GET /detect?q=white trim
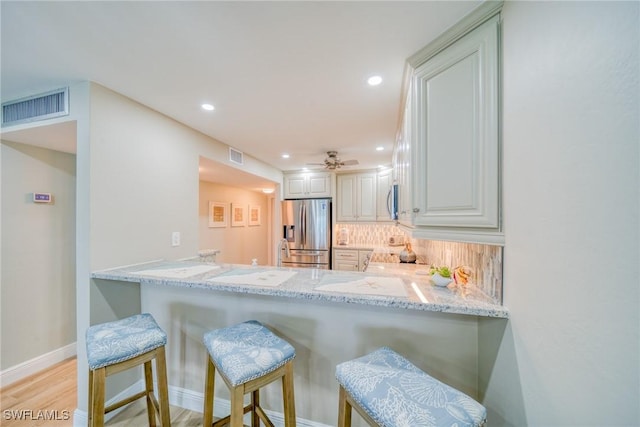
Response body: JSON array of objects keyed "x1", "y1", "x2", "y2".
[
  {"x1": 74, "y1": 382, "x2": 332, "y2": 427},
  {"x1": 407, "y1": 0, "x2": 503, "y2": 67},
  {"x1": 0, "y1": 342, "x2": 76, "y2": 388}
]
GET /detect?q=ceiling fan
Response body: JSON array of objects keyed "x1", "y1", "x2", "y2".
[{"x1": 307, "y1": 151, "x2": 359, "y2": 170}]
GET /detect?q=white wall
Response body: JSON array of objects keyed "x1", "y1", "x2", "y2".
[
  {"x1": 199, "y1": 181, "x2": 270, "y2": 265},
  {"x1": 0, "y1": 141, "x2": 76, "y2": 369},
  {"x1": 480, "y1": 2, "x2": 639, "y2": 425},
  {"x1": 75, "y1": 83, "x2": 283, "y2": 413}
]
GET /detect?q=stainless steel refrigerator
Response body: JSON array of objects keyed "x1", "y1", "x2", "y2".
[{"x1": 281, "y1": 198, "x2": 331, "y2": 269}]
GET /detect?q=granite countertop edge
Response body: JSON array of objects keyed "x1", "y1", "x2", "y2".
[{"x1": 91, "y1": 260, "x2": 509, "y2": 319}]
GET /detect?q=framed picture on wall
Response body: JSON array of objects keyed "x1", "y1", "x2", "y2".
[
  {"x1": 248, "y1": 205, "x2": 261, "y2": 226},
  {"x1": 208, "y1": 202, "x2": 228, "y2": 228},
  {"x1": 231, "y1": 203, "x2": 246, "y2": 227}
]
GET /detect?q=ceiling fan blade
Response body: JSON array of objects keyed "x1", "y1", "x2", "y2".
[
  {"x1": 306, "y1": 162, "x2": 326, "y2": 165},
  {"x1": 341, "y1": 159, "x2": 359, "y2": 166}
]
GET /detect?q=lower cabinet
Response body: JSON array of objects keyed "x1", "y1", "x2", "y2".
[{"x1": 333, "y1": 248, "x2": 372, "y2": 272}]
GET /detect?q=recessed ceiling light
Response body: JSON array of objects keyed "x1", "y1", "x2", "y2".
[
  {"x1": 367, "y1": 76, "x2": 383, "y2": 86},
  {"x1": 262, "y1": 188, "x2": 275, "y2": 194},
  {"x1": 376, "y1": 146, "x2": 384, "y2": 151},
  {"x1": 282, "y1": 153, "x2": 290, "y2": 159},
  {"x1": 201, "y1": 103, "x2": 215, "y2": 111}
]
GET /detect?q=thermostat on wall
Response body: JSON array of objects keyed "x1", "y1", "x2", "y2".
[{"x1": 33, "y1": 193, "x2": 52, "y2": 203}]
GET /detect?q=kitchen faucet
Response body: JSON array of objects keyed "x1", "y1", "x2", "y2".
[{"x1": 277, "y1": 238, "x2": 290, "y2": 267}]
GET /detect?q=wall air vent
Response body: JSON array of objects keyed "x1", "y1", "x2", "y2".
[
  {"x1": 229, "y1": 147, "x2": 244, "y2": 165},
  {"x1": 2, "y1": 87, "x2": 69, "y2": 127}
]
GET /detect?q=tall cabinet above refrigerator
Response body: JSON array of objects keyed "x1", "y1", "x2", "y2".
[{"x1": 281, "y1": 198, "x2": 331, "y2": 269}]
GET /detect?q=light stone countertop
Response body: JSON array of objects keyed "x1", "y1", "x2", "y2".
[{"x1": 91, "y1": 260, "x2": 509, "y2": 318}]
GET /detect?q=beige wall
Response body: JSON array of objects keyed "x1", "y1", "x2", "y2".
[
  {"x1": 0, "y1": 141, "x2": 76, "y2": 369},
  {"x1": 199, "y1": 181, "x2": 271, "y2": 265}
]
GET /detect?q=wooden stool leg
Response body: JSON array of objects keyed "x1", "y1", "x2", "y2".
[
  {"x1": 203, "y1": 356, "x2": 216, "y2": 427},
  {"x1": 282, "y1": 362, "x2": 296, "y2": 427},
  {"x1": 337, "y1": 386, "x2": 352, "y2": 427},
  {"x1": 91, "y1": 368, "x2": 106, "y2": 427},
  {"x1": 88, "y1": 370, "x2": 94, "y2": 427},
  {"x1": 144, "y1": 361, "x2": 157, "y2": 427},
  {"x1": 251, "y1": 390, "x2": 260, "y2": 427},
  {"x1": 230, "y1": 385, "x2": 245, "y2": 427},
  {"x1": 155, "y1": 346, "x2": 171, "y2": 426}
]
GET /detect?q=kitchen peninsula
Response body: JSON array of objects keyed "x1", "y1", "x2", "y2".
[{"x1": 92, "y1": 260, "x2": 508, "y2": 425}]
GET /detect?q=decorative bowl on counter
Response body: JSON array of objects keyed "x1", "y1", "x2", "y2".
[{"x1": 430, "y1": 273, "x2": 453, "y2": 287}]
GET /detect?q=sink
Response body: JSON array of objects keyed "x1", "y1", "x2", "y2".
[{"x1": 209, "y1": 268, "x2": 297, "y2": 287}]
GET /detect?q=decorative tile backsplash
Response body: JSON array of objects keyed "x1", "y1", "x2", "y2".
[{"x1": 334, "y1": 223, "x2": 503, "y2": 303}]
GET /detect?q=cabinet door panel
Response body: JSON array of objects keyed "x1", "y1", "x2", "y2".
[
  {"x1": 308, "y1": 174, "x2": 331, "y2": 197},
  {"x1": 425, "y1": 53, "x2": 477, "y2": 211},
  {"x1": 358, "y1": 174, "x2": 377, "y2": 221},
  {"x1": 285, "y1": 175, "x2": 306, "y2": 198},
  {"x1": 334, "y1": 261, "x2": 359, "y2": 271},
  {"x1": 376, "y1": 169, "x2": 393, "y2": 221},
  {"x1": 336, "y1": 175, "x2": 357, "y2": 221}
]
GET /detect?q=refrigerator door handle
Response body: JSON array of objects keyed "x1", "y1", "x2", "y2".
[
  {"x1": 299, "y1": 202, "x2": 306, "y2": 247},
  {"x1": 387, "y1": 184, "x2": 399, "y2": 220}
]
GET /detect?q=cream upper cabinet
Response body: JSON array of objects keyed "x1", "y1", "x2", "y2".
[
  {"x1": 395, "y1": 84, "x2": 413, "y2": 226},
  {"x1": 283, "y1": 172, "x2": 331, "y2": 199},
  {"x1": 376, "y1": 168, "x2": 393, "y2": 222},
  {"x1": 336, "y1": 173, "x2": 376, "y2": 222},
  {"x1": 411, "y1": 15, "x2": 500, "y2": 231}
]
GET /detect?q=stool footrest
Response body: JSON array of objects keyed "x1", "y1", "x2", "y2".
[
  {"x1": 256, "y1": 405, "x2": 275, "y2": 427},
  {"x1": 211, "y1": 404, "x2": 252, "y2": 427},
  {"x1": 105, "y1": 390, "x2": 148, "y2": 414}
]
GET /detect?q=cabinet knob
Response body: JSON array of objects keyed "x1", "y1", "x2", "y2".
[{"x1": 413, "y1": 208, "x2": 420, "y2": 213}]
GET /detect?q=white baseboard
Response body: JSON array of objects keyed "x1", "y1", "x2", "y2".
[
  {"x1": 0, "y1": 342, "x2": 76, "y2": 388},
  {"x1": 74, "y1": 381, "x2": 331, "y2": 427}
]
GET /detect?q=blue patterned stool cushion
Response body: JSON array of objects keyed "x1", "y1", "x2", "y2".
[
  {"x1": 86, "y1": 313, "x2": 167, "y2": 370},
  {"x1": 203, "y1": 320, "x2": 295, "y2": 387},
  {"x1": 336, "y1": 347, "x2": 486, "y2": 427}
]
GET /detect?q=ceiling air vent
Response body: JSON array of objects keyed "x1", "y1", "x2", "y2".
[
  {"x1": 2, "y1": 87, "x2": 69, "y2": 127},
  {"x1": 229, "y1": 147, "x2": 244, "y2": 165}
]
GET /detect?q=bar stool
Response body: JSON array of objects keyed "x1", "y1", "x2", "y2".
[
  {"x1": 335, "y1": 347, "x2": 486, "y2": 427},
  {"x1": 86, "y1": 313, "x2": 171, "y2": 427},
  {"x1": 202, "y1": 320, "x2": 296, "y2": 427}
]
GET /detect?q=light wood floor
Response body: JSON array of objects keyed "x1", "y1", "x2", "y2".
[{"x1": 0, "y1": 357, "x2": 203, "y2": 426}]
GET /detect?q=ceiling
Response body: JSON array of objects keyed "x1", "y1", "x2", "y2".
[{"x1": 1, "y1": 1, "x2": 480, "y2": 177}]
